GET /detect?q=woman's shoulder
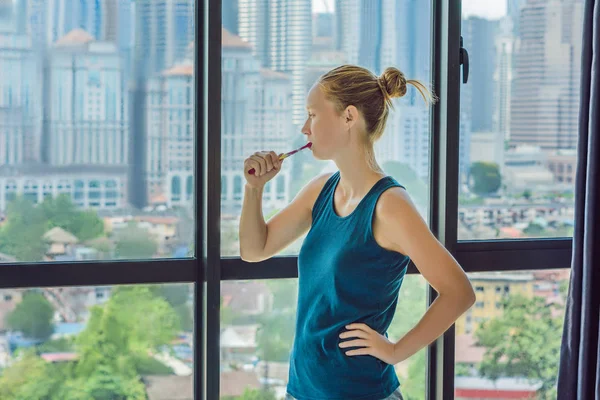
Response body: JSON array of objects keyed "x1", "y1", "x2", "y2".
[{"x1": 293, "y1": 172, "x2": 336, "y2": 213}]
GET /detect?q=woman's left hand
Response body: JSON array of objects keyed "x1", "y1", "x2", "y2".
[{"x1": 339, "y1": 323, "x2": 398, "y2": 365}]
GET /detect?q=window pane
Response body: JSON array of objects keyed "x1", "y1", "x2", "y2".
[
  {"x1": 455, "y1": 269, "x2": 569, "y2": 399},
  {"x1": 458, "y1": 1, "x2": 583, "y2": 240},
  {"x1": 221, "y1": 0, "x2": 433, "y2": 256},
  {"x1": 220, "y1": 276, "x2": 426, "y2": 399},
  {"x1": 0, "y1": 0, "x2": 195, "y2": 261},
  {"x1": 0, "y1": 283, "x2": 194, "y2": 399}
]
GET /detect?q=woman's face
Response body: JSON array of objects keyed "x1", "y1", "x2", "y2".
[{"x1": 301, "y1": 84, "x2": 350, "y2": 160}]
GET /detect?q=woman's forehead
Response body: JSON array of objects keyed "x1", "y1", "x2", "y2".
[{"x1": 306, "y1": 85, "x2": 324, "y2": 107}]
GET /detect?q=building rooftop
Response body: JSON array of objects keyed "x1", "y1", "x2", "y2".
[
  {"x1": 163, "y1": 62, "x2": 194, "y2": 77},
  {"x1": 222, "y1": 28, "x2": 252, "y2": 49},
  {"x1": 260, "y1": 68, "x2": 289, "y2": 80},
  {"x1": 55, "y1": 29, "x2": 94, "y2": 46}
]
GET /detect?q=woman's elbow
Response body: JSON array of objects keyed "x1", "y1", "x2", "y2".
[
  {"x1": 240, "y1": 250, "x2": 261, "y2": 263},
  {"x1": 461, "y1": 282, "x2": 477, "y2": 309}
]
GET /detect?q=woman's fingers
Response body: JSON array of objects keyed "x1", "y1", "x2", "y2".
[
  {"x1": 338, "y1": 339, "x2": 369, "y2": 349},
  {"x1": 339, "y1": 329, "x2": 369, "y2": 340}
]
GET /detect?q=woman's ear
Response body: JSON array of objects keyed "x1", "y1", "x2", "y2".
[{"x1": 344, "y1": 105, "x2": 359, "y2": 129}]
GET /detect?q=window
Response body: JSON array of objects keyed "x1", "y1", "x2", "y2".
[
  {"x1": 455, "y1": 269, "x2": 568, "y2": 400},
  {"x1": 220, "y1": 276, "x2": 427, "y2": 399},
  {"x1": 0, "y1": 284, "x2": 194, "y2": 398},
  {"x1": 0, "y1": 2, "x2": 198, "y2": 400},
  {"x1": 0, "y1": 0, "x2": 195, "y2": 262},
  {"x1": 458, "y1": 0, "x2": 583, "y2": 241},
  {"x1": 220, "y1": 1, "x2": 433, "y2": 256},
  {"x1": 209, "y1": 0, "x2": 579, "y2": 399}
]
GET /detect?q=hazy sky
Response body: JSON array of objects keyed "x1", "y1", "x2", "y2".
[{"x1": 312, "y1": 0, "x2": 507, "y2": 20}]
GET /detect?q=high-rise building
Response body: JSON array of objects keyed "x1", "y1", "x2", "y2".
[
  {"x1": 510, "y1": 0, "x2": 584, "y2": 151},
  {"x1": 336, "y1": 0, "x2": 433, "y2": 180},
  {"x1": 313, "y1": 12, "x2": 334, "y2": 39},
  {"x1": 47, "y1": 29, "x2": 128, "y2": 166},
  {"x1": 146, "y1": 60, "x2": 194, "y2": 208},
  {"x1": 0, "y1": 2, "x2": 41, "y2": 165},
  {"x1": 357, "y1": 0, "x2": 383, "y2": 74},
  {"x1": 222, "y1": 0, "x2": 239, "y2": 35},
  {"x1": 130, "y1": 0, "x2": 194, "y2": 208},
  {"x1": 134, "y1": 0, "x2": 195, "y2": 80},
  {"x1": 334, "y1": 0, "x2": 360, "y2": 64},
  {"x1": 507, "y1": 0, "x2": 524, "y2": 36},
  {"x1": 238, "y1": 0, "x2": 311, "y2": 125},
  {"x1": 462, "y1": 16, "x2": 499, "y2": 133},
  {"x1": 493, "y1": 17, "x2": 515, "y2": 140},
  {"x1": 221, "y1": 29, "x2": 292, "y2": 215}
]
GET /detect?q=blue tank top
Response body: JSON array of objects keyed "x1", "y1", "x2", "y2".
[{"x1": 287, "y1": 171, "x2": 410, "y2": 400}]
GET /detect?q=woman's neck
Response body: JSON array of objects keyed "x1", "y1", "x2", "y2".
[{"x1": 333, "y1": 145, "x2": 385, "y2": 199}]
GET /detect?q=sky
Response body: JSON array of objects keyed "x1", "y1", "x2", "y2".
[{"x1": 311, "y1": 0, "x2": 508, "y2": 20}]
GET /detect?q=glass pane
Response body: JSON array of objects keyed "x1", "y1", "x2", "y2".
[
  {"x1": 220, "y1": 276, "x2": 426, "y2": 399},
  {"x1": 458, "y1": 1, "x2": 583, "y2": 240},
  {"x1": 455, "y1": 269, "x2": 569, "y2": 399},
  {"x1": 0, "y1": 283, "x2": 194, "y2": 399},
  {"x1": 221, "y1": 0, "x2": 433, "y2": 256},
  {"x1": 0, "y1": 0, "x2": 195, "y2": 261}
]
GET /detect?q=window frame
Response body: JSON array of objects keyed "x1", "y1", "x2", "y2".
[
  {"x1": 0, "y1": 0, "x2": 574, "y2": 399},
  {"x1": 206, "y1": 1, "x2": 573, "y2": 399}
]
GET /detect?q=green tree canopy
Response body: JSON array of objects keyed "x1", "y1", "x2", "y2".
[
  {"x1": 6, "y1": 291, "x2": 54, "y2": 340},
  {"x1": 114, "y1": 223, "x2": 158, "y2": 259},
  {"x1": 469, "y1": 162, "x2": 502, "y2": 195},
  {"x1": 475, "y1": 294, "x2": 563, "y2": 399},
  {"x1": 0, "y1": 197, "x2": 47, "y2": 262},
  {"x1": 41, "y1": 194, "x2": 104, "y2": 242}
]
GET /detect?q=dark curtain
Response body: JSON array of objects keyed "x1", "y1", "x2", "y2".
[{"x1": 557, "y1": 0, "x2": 600, "y2": 399}]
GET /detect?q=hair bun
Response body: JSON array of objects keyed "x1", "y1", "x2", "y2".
[{"x1": 379, "y1": 67, "x2": 407, "y2": 99}]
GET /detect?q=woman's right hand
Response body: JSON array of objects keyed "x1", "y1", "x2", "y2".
[{"x1": 243, "y1": 151, "x2": 284, "y2": 188}]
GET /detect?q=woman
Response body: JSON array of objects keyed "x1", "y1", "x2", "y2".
[{"x1": 239, "y1": 65, "x2": 476, "y2": 400}]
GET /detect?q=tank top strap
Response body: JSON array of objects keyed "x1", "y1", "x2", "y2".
[
  {"x1": 311, "y1": 171, "x2": 341, "y2": 222},
  {"x1": 356, "y1": 176, "x2": 406, "y2": 238}
]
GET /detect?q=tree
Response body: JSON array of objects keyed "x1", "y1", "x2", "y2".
[
  {"x1": 400, "y1": 350, "x2": 426, "y2": 400},
  {"x1": 0, "y1": 352, "x2": 58, "y2": 400},
  {"x1": 151, "y1": 284, "x2": 193, "y2": 332},
  {"x1": 75, "y1": 286, "x2": 180, "y2": 378},
  {"x1": 388, "y1": 275, "x2": 427, "y2": 400},
  {"x1": 221, "y1": 388, "x2": 277, "y2": 400},
  {"x1": 0, "y1": 197, "x2": 47, "y2": 262},
  {"x1": 382, "y1": 162, "x2": 429, "y2": 211},
  {"x1": 475, "y1": 294, "x2": 564, "y2": 399},
  {"x1": 83, "y1": 365, "x2": 146, "y2": 400},
  {"x1": 41, "y1": 194, "x2": 104, "y2": 242},
  {"x1": 114, "y1": 223, "x2": 158, "y2": 259},
  {"x1": 469, "y1": 162, "x2": 502, "y2": 195},
  {"x1": 6, "y1": 291, "x2": 54, "y2": 340},
  {"x1": 255, "y1": 280, "x2": 297, "y2": 363}
]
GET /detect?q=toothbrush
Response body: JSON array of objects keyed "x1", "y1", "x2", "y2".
[{"x1": 247, "y1": 142, "x2": 312, "y2": 175}]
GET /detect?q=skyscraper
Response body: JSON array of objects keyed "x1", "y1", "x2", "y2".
[
  {"x1": 238, "y1": 0, "x2": 311, "y2": 125},
  {"x1": 47, "y1": 30, "x2": 128, "y2": 166},
  {"x1": 222, "y1": 0, "x2": 239, "y2": 35},
  {"x1": 462, "y1": 16, "x2": 499, "y2": 133},
  {"x1": 510, "y1": 0, "x2": 584, "y2": 151},
  {"x1": 337, "y1": 0, "x2": 433, "y2": 180},
  {"x1": 493, "y1": 17, "x2": 515, "y2": 139},
  {"x1": 134, "y1": 0, "x2": 195, "y2": 80},
  {"x1": 146, "y1": 60, "x2": 194, "y2": 207},
  {"x1": 0, "y1": 0, "x2": 41, "y2": 164},
  {"x1": 130, "y1": 0, "x2": 195, "y2": 208},
  {"x1": 221, "y1": 29, "x2": 292, "y2": 215}
]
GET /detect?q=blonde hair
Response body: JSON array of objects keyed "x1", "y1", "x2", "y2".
[{"x1": 318, "y1": 65, "x2": 436, "y2": 143}]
